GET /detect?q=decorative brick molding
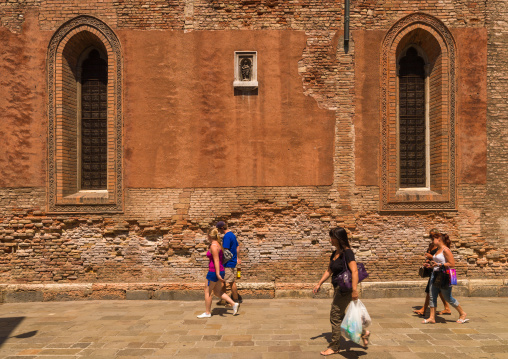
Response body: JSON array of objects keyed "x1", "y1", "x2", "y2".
[
  {"x1": 47, "y1": 16, "x2": 123, "y2": 213},
  {"x1": 380, "y1": 13, "x2": 457, "y2": 211}
]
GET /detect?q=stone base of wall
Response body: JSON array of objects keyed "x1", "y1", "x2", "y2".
[{"x1": 1, "y1": 279, "x2": 507, "y2": 303}]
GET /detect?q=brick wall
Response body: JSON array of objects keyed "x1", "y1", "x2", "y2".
[
  {"x1": 484, "y1": 0, "x2": 508, "y2": 245},
  {"x1": 0, "y1": 1, "x2": 506, "y2": 285}
]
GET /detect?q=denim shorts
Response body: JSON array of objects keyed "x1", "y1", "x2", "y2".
[{"x1": 206, "y1": 271, "x2": 225, "y2": 284}]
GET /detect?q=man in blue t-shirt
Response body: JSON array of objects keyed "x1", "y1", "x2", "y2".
[{"x1": 217, "y1": 221, "x2": 242, "y2": 304}]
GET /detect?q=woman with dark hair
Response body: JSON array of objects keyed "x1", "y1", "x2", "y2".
[
  {"x1": 422, "y1": 232, "x2": 468, "y2": 324},
  {"x1": 313, "y1": 227, "x2": 370, "y2": 356},
  {"x1": 413, "y1": 228, "x2": 451, "y2": 316}
]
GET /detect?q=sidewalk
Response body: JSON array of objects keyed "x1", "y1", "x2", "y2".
[{"x1": 1, "y1": 297, "x2": 507, "y2": 358}]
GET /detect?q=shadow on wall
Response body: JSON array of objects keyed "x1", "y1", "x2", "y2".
[{"x1": 0, "y1": 317, "x2": 37, "y2": 347}]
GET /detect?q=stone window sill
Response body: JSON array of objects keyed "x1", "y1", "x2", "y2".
[
  {"x1": 233, "y1": 80, "x2": 258, "y2": 89},
  {"x1": 60, "y1": 190, "x2": 111, "y2": 204}
]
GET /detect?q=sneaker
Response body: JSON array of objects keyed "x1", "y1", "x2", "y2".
[
  {"x1": 197, "y1": 312, "x2": 211, "y2": 319},
  {"x1": 216, "y1": 300, "x2": 226, "y2": 306},
  {"x1": 232, "y1": 303, "x2": 240, "y2": 316}
]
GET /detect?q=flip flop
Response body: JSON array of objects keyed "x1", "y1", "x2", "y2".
[
  {"x1": 422, "y1": 319, "x2": 435, "y2": 324},
  {"x1": 457, "y1": 318, "x2": 469, "y2": 324}
]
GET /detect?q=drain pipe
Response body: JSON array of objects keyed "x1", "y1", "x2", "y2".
[{"x1": 344, "y1": 0, "x2": 350, "y2": 53}]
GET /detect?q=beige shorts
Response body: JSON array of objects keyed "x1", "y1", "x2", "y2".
[{"x1": 224, "y1": 267, "x2": 236, "y2": 283}]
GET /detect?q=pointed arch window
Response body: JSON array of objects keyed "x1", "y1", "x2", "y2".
[
  {"x1": 47, "y1": 16, "x2": 123, "y2": 212},
  {"x1": 380, "y1": 14, "x2": 457, "y2": 211}
]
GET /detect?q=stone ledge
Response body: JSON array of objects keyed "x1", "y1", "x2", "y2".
[{"x1": 0, "y1": 279, "x2": 506, "y2": 303}]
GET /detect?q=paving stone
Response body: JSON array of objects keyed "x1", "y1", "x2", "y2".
[
  {"x1": 116, "y1": 348, "x2": 156, "y2": 356},
  {"x1": 0, "y1": 297, "x2": 506, "y2": 358},
  {"x1": 481, "y1": 345, "x2": 508, "y2": 353}
]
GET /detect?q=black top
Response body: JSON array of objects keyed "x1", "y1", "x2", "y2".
[
  {"x1": 329, "y1": 248, "x2": 355, "y2": 278},
  {"x1": 429, "y1": 247, "x2": 438, "y2": 255}
]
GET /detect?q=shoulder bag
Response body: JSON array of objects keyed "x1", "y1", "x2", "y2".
[
  {"x1": 223, "y1": 248, "x2": 233, "y2": 264},
  {"x1": 333, "y1": 254, "x2": 369, "y2": 291}
]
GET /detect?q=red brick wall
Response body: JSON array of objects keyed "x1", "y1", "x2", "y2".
[
  {"x1": 0, "y1": 1, "x2": 505, "y2": 285},
  {"x1": 429, "y1": 52, "x2": 444, "y2": 192}
]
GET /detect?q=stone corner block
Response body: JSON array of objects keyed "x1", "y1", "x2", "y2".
[
  {"x1": 153, "y1": 290, "x2": 202, "y2": 301},
  {"x1": 125, "y1": 290, "x2": 151, "y2": 300},
  {"x1": 498, "y1": 286, "x2": 508, "y2": 297},
  {"x1": 468, "y1": 279, "x2": 505, "y2": 297},
  {"x1": 5, "y1": 291, "x2": 44, "y2": 303}
]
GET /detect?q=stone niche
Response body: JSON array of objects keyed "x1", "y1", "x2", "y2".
[{"x1": 233, "y1": 51, "x2": 258, "y2": 90}]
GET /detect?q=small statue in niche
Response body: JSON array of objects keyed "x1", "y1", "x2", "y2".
[{"x1": 240, "y1": 58, "x2": 252, "y2": 81}]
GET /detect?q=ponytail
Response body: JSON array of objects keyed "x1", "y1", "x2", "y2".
[{"x1": 208, "y1": 228, "x2": 224, "y2": 251}]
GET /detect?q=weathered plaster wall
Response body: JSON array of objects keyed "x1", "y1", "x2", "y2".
[
  {"x1": 453, "y1": 28, "x2": 488, "y2": 185},
  {"x1": 0, "y1": 13, "x2": 49, "y2": 187},
  {"x1": 121, "y1": 30, "x2": 335, "y2": 188}
]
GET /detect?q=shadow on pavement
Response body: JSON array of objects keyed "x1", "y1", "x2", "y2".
[
  {"x1": 338, "y1": 337, "x2": 368, "y2": 358},
  {"x1": 310, "y1": 333, "x2": 367, "y2": 358},
  {"x1": 211, "y1": 307, "x2": 229, "y2": 317},
  {"x1": 310, "y1": 331, "x2": 332, "y2": 342},
  {"x1": 0, "y1": 317, "x2": 36, "y2": 347}
]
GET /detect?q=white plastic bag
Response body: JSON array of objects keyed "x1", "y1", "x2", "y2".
[
  {"x1": 358, "y1": 299, "x2": 371, "y2": 328},
  {"x1": 340, "y1": 300, "x2": 363, "y2": 344}
]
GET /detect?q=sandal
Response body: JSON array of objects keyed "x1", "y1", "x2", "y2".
[
  {"x1": 422, "y1": 319, "x2": 435, "y2": 324},
  {"x1": 361, "y1": 330, "x2": 370, "y2": 348},
  {"x1": 413, "y1": 309, "x2": 425, "y2": 316},
  {"x1": 457, "y1": 318, "x2": 469, "y2": 324}
]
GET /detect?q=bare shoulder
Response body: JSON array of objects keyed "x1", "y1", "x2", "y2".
[{"x1": 443, "y1": 247, "x2": 454, "y2": 256}]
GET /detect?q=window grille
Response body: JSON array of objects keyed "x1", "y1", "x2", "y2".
[
  {"x1": 399, "y1": 47, "x2": 426, "y2": 188},
  {"x1": 81, "y1": 50, "x2": 108, "y2": 190}
]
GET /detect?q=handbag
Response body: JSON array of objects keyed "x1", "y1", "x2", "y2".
[
  {"x1": 332, "y1": 254, "x2": 369, "y2": 291},
  {"x1": 419, "y1": 266, "x2": 432, "y2": 278},
  {"x1": 447, "y1": 268, "x2": 457, "y2": 285}
]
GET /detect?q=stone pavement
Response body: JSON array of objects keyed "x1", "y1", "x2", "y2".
[{"x1": 0, "y1": 297, "x2": 507, "y2": 359}]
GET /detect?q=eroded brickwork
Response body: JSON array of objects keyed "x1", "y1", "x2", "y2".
[
  {"x1": 0, "y1": 1, "x2": 506, "y2": 287},
  {"x1": 1, "y1": 185, "x2": 506, "y2": 284}
]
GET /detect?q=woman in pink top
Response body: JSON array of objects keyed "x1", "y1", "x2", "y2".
[{"x1": 197, "y1": 228, "x2": 239, "y2": 318}]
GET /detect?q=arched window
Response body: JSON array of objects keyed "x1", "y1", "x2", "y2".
[
  {"x1": 380, "y1": 14, "x2": 456, "y2": 211},
  {"x1": 80, "y1": 49, "x2": 108, "y2": 190},
  {"x1": 398, "y1": 47, "x2": 427, "y2": 188},
  {"x1": 47, "y1": 16, "x2": 123, "y2": 212}
]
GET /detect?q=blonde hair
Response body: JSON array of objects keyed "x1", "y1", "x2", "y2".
[{"x1": 208, "y1": 228, "x2": 223, "y2": 251}]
